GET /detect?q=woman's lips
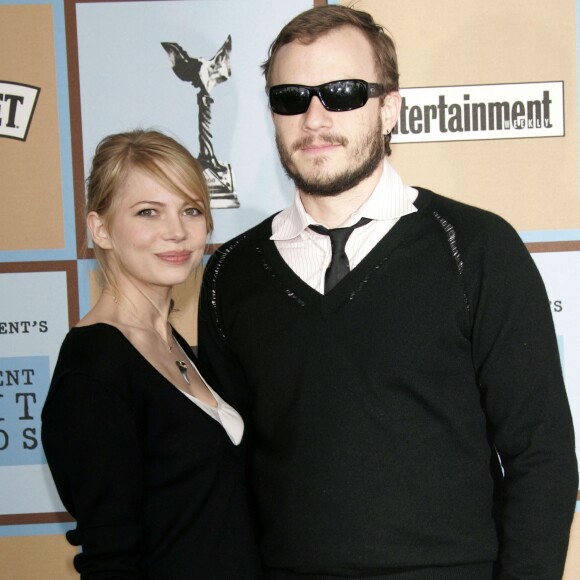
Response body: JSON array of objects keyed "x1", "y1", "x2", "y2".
[{"x1": 156, "y1": 251, "x2": 192, "y2": 264}]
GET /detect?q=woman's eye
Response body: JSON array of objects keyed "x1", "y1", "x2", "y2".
[
  {"x1": 184, "y1": 207, "x2": 202, "y2": 216},
  {"x1": 137, "y1": 208, "x2": 156, "y2": 217}
]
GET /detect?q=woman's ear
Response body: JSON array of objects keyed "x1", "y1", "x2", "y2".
[{"x1": 87, "y1": 211, "x2": 113, "y2": 250}]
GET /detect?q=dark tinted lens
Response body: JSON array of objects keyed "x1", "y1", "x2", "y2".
[
  {"x1": 320, "y1": 80, "x2": 368, "y2": 111},
  {"x1": 270, "y1": 86, "x2": 310, "y2": 115},
  {"x1": 269, "y1": 80, "x2": 375, "y2": 115}
]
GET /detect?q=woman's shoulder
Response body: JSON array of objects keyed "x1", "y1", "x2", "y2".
[
  {"x1": 60, "y1": 322, "x2": 130, "y2": 359},
  {"x1": 51, "y1": 323, "x2": 137, "y2": 388},
  {"x1": 43, "y1": 324, "x2": 138, "y2": 418}
]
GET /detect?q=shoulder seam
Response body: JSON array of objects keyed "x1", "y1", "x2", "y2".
[{"x1": 430, "y1": 209, "x2": 471, "y2": 322}]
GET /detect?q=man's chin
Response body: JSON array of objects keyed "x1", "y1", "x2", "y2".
[
  {"x1": 292, "y1": 162, "x2": 383, "y2": 197},
  {"x1": 288, "y1": 170, "x2": 351, "y2": 197},
  {"x1": 299, "y1": 181, "x2": 352, "y2": 197}
]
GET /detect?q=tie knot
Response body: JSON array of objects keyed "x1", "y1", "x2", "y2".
[
  {"x1": 308, "y1": 217, "x2": 371, "y2": 293},
  {"x1": 309, "y1": 217, "x2": 371, "y2": 248}
]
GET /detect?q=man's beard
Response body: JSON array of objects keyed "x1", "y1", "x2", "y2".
[{"x1": 275, "y1": 121, "x2": 385, "y2": 197}]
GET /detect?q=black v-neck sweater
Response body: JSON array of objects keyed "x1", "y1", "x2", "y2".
[
  {"x1": 198, "y1": 188, "x2": 577, "y2": 579},
  {"x1": 42, "y1": 324, "x2": 261, "y2": 579}
]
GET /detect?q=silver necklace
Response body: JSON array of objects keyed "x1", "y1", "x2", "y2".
[
  {"x1": 152, "y1": 327, "x2": 191, "y2": 386},
  {"x1": 149, "y1": 323, "x2": 173, "y2": 353},
  {"x1": 175, "y1": 360, "x2": 190, "y2": 385},
  {"x1": 111, "y1": 293, "x2": 190, "y2": 386},
  {"x1": 169, "y1": 333, "x2": 190, "y2": 385}
]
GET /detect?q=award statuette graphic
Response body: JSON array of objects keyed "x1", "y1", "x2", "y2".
[{"x1": 162, "y1": 36, "x2": 239, "y2": 208}]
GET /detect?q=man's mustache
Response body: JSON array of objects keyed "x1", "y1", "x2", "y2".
[{"x1": 291, "y1": 134, "x2": 348, "y2": 152}]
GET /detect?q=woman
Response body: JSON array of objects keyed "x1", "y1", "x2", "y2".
[{"x1": 41, "y1": 129, "x2": 260, "y2": 579}]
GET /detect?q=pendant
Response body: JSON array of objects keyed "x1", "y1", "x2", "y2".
[{"x1": 175, "y1": 360, "x2": 190, "y2": 385}]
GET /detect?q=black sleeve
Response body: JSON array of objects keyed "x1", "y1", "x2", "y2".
[
  {"x1": 197, "y1": 255, "x2": 252, "y2": 414},
  {"x1": 42, "y1": 372, "x2": 144, "y2": 579},
  {"x1": 468, "y1": 218, "x2": 578, "y2": 579}
]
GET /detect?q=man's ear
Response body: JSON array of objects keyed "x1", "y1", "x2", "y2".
[
  {"x1": 87, "y1": 212, "x2": 112, "y2": 250},
  {"x1": 380, "y1": 90, "x2": 402, "y2": 136}
]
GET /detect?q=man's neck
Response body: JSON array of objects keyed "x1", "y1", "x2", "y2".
[{"x1": 299, "y1": 164, "x2": 384, "y2": 229}]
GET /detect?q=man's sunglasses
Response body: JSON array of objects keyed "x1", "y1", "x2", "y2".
[{"x1": 269, "y1": 79, "x2": 386, "y2": 115}]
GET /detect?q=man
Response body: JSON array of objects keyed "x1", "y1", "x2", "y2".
[{"x1": 198, "y1": 5, "x2": 578, "y2": 579}]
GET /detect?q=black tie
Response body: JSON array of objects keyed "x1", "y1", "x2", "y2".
[{"x1": 309, "y1": 218, "x2": 371, "y2": 293}]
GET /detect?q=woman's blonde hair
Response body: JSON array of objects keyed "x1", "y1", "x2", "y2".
[{"x1": 86, "y1": 129, "x2": 212, "y2": 290}]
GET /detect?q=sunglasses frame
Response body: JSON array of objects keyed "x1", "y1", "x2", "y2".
[{"x1": 269, "y1": 79, "x2": 386, "y2": 116}]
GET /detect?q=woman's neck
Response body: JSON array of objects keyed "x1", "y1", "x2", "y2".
[{"x1": 80, "y1": 279, "x2": 173, "y2": 341}]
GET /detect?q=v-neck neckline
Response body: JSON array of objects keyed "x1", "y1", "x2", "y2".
[
  {"x1": 258, "y1": 202, "x2": 425, "y2": 310},
  {"x1": 68, "y1": 324, "x2": 242, "y2": 444},
  {"x1": 71, "y1": 323, "x2": 213, "y2": 406}
]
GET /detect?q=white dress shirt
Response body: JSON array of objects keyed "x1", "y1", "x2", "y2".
[{"x1": 271, "y1": 161, "x2": 418, "y2": 293}]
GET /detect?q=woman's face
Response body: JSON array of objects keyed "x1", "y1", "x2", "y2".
[{"x1": 100, "y1": 165, "x2": 207, "y2": 292}]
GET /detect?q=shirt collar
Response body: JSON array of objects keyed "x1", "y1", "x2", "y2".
[{"x1": 270, "y1": 160, "x2": 418, "y2": 241}]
